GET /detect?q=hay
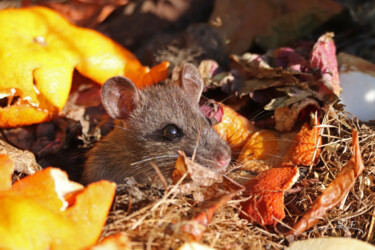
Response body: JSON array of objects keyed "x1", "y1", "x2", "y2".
[{"x1": 101, "y1": 106, "x2": 375, "y2": 249}]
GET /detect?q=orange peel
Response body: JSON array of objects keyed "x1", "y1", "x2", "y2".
[
  {"x1": 0, "y1": 6, "x2": 169, "y2": 127},
  {"x1": 0, "y1": 157, "x2": 116, "y2": 249},
  {"x1": 213, "y1": 104, "x2": 256, "y2": 153},
  {"x1": 241, "y1": 165, "x2": 299, "y2": 226},
  {"x1": 283, "y1": 122, "x2": 321, "y2": 166},
  {"x1": 237, "y1": 129, "x2": 279, "y2": 160}
]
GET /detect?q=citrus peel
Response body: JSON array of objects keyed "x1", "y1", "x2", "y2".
[
  {"x1": 0, "y1": 6, "x2": 169, "y2": 127},
  {"x1": 241, "y1": 165, "x2": 299, "y2": 226},
  {"x1": 213, "y1": 104, "x2": 256, "y2": 153},
  {"x1": 237, "y1": 130, "x2": 279, "y2": 172},
  {"x1": 0, "y1": 156, "x2": 116, "y2": 249},
  {"x1": 283, "y1": 122, "x2": 321, "y2": 166}
]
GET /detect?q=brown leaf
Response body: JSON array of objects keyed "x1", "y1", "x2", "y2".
[
  {"x1": 26, "y1": 0, "x2": 129, "y2": 28},
  {"x1": 274, "y1": 98, "x2": 321, "y2": 132},
  {"x1": 287, "y1": 129, "x2": 364, "y2": 236},
  {"x1": 180, "y1": 192, "x2": 236, "y2": 241}
]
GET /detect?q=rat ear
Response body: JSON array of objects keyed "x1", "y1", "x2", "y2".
[
  {"x1": 101, "y1": 76, "x2": 141, "y2": 120},
  {"x1": 179, "y1": 63, "x2": 203, "y2": 103}
]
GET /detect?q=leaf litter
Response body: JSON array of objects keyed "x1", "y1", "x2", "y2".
[
  {"x1": 0, "y1": 2, "x2": 374, "y2": 248},
  {"x1": 100, "y1": 105, "x2": 375, "y2": 249}
]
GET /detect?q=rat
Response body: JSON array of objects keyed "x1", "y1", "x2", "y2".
[{"x1": 82, "y1": 63, "x2": 231, "y2": 184}]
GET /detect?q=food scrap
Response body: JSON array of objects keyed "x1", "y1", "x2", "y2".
[
  {"x1": 240, "y1": 165, "x2": 299, "y2": 226},
  {"x1": 0, "y1": 156, "x2": 116, "y2": 249},
  {"x1": 0, "y1": 6, "x2": 168, "y2": 127}
]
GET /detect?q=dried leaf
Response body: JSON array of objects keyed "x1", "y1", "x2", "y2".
[
  {"x1": 180, "y1": 193, "x2": 236, "y2": 241},
  {"x1": 274, "y1": 98, "x2": 321, "y2": 132},
  {"x1": 273, "y1": 47, "x2": 309, "y2": 71},
  {"x1": 31, "y1": 0, "x2": 129, "y2": 28},
  {"x1": 309, "y1": 33, "x2": 341, "y2": 100},
  {"x1": 287, "y1": 129, "x2": 364, "y2": 236},
  {"x1": 199, "y1": 98, "x2": 224, "y2": 126}
]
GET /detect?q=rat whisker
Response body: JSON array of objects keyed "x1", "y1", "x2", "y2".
[
  {"x1": 192, "y1": 120, "x2": 204, "y2": 162},
  {"x1": 130, "y1": 155, "x2": 179, "y2": 166}
]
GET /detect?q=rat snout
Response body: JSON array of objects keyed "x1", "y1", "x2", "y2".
[{"x1": 216, "y1": 150, "x2": 231, "y2": 170}]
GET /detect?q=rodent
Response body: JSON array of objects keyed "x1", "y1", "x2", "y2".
[{"x1": 82, "y1": 64, "x2": 231, "y2": 184}]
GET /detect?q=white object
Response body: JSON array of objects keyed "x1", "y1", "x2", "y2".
[
  {"x1": 338, "y1": 53, "x2": 375, "y2": 121},
  {"x1": 287, "y1": 237, "x2": 375, "y2": 250}
]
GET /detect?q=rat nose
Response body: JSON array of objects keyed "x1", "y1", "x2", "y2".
[{"x1": 217, "y1": 153, "x2": 231, "y2": 169}]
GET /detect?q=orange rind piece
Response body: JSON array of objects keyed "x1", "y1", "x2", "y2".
[
  {"x1": 0, "y1": 157, "x2": 116, "y2": 249},
  {"x1": 283, "y1": 122, "x2": 321, "y2": 166},
  {"x1": 241, "y1": 165, "x2": 299, "y2": 226},
  {"x1": 213, "y1": 104, "x2": 256, "y2": 153},
  {"x1": 237, "y1": 129, "x2": 279, "y2": 161},
  {"x1": 0, "y1": 6, "x2": 169, "y2": 127}
]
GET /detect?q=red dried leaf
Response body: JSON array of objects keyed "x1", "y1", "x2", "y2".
[
  {"x1": 287, "y1": 129, "x2": 364, "y2": 236},
  {"x1": 309, "y1": 32, "x2": 341, "y2": 99},
  {"x1": 241, "y1": 165, "x2": 299, "y2": 226},
  {"x1": 274, "y1": 47, "x2": 309, "y2": 71}
]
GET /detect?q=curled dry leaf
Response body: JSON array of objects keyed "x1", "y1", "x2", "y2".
[
  {"x1": 173, "y1": 151, "x2": 224, "y2": 201},
  {"x1": 0, "y1": 159, "x2": 116, "y2": 249},
  {"x1": 180, "y1": 193, "x2": 236, "y2": 241},
  {"x1": 236, "y1": 130, "x2": 280, "y2": 172},
  {"x1": 0, "y1": 6, "x2": 169, "y2": 127},
  {"x1": 241, "y1": 165, "x2": 299, "y2": 226},
  {"x1": 283, "y1": 121, "x2": 322, "y2": 166},
  {"x1": 287, "y1": 129, "x2": 364, "y2": 236},
  {"x1": 30, "y1": 0, "x2": 129, "y2": 28},
  {"x1": 273, "y1": 98, "x2": 321, "y2": 132},
  {"x1": 309, "y1": 32, "x2": 341, "y2": 100},
  {"x1": 213, "y1": 103, "x2": 256, "y2": 153},
  {"x1": 173, "y1": 152, "x2": 243, "y2": 241}
]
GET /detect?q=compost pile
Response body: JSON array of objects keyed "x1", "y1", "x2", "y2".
[{"x1": 0, "y1": 0, "x2": 374, "y2": 249}]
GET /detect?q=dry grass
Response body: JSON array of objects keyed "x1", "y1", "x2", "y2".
[{"x1": 101, "y1": 105, "x2": 375, "y2": 249}]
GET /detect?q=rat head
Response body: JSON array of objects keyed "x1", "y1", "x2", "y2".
[{"x1": 94, "y1": 64, "x2": 231, "y2": 183}]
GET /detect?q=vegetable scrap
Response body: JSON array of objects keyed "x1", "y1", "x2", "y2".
[{"x1": 0, "y1": 6, "x2": 168, "y2": 127}]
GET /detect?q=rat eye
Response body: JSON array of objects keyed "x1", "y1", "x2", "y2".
[{"x1": 162, "y1": 124, "x2": 182, "y2": 141}]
